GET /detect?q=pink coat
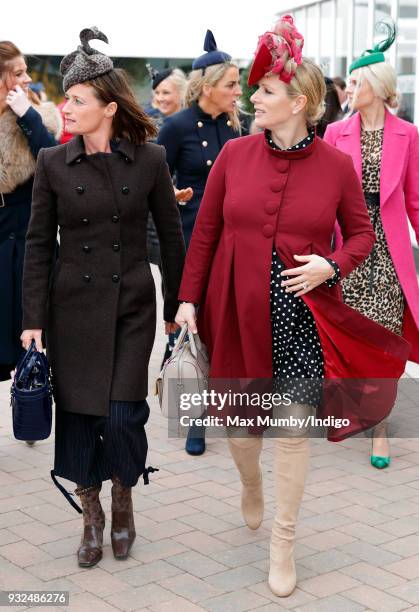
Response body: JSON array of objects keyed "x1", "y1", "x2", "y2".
[{"x1": 324, "y1": 110, "x2": 419, "y2": 362}]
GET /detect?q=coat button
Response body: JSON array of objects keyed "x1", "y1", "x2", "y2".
[
  {"x1": 262, "y1": 224, "x2": 274, "y2": 238},
  {"x1": 75, "y1": 158, "x2": 82, "y2": 164},
  {"x1": 83, "y1": 274, "x2": 91, "y2": 282},
  {"x1": 265, "y1": 202, "x2": 279, "y2": 215},
  {"x1": 82, "y1": 245, "x2": 91, "y2": 253},
  {"x1": 226, "y1": 120, "x2": 232, "y2": 127},
  {"x1": 76, "y1": 186, "x2": 85, "y2": 194},
  {"x1": 121, "y1": 186, "x2": 130, "y2": 195},
  {"x1": 277, "y1": 160, "x2": 289, "y2": 173},
  {"x1": 112, "y1": 214, "x2": 120, "y2": 223},
  {"x1": 270, "y1": 180, "x2": 285, "y2": 192},
  {"x1": 82, "y1": 217, "x2": 89, "y2": 225},
  {"x1": 206, "y1": 160, "x2": 213, "y2": 166},
  {"x1": 112, "y1": 242, "x2": 120, "y2": 252},
  {"x1": 197, "y1": 121, "x2": 203, "y2": 128},
  {"x1": 202, "y1": 140, "x2": 208, "y2": 147},
  {"x1": 112, "y1": 274, "x2": 120, "y2": 283},
  {"x1": 9, "y1": 232, "x2": 16, "y2": 239},
  {"x1": 124, "y1": 156, "x2": 130, "y2": 163}
]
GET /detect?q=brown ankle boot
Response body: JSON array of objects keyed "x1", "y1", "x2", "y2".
[
  {"x1": 111, "y1": 476, "x2": 136, "y2": 559},
  {"x1": 75, "y1": 484, "x2": 105, "y2": 568}
]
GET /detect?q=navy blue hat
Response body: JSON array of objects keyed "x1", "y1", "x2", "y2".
[
  {"x1": 146, "y1": 64, "x2": 174, "y2": 90},
  {"x1": 192, "y1": 30, "x2": 232, "y2": 71}
]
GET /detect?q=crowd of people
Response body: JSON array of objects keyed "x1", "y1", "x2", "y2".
[{"x1": 0, "y1": 14, "x2": 418, "y2": 598}]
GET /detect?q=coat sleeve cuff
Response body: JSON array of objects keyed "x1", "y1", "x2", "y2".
[{"x1": 21, "y1": 316, "x2": 47, "y2": 330}]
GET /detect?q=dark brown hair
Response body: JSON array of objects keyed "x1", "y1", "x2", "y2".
[
  {"x1": 332, "y1": 76, "x2": 346, "y2": 91},
  {"x1": 0, "y1": 41, "x2": 22, "y2": 83},
  {"x1": 86, "y1": 68, "x2": 157, "y2": 144}
]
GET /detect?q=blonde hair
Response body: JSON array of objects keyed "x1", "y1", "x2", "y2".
[
  {"x1": 286, "y1": 58, "x2": 326, "y2": 126},
  {"x1": 152, "y1": 68, "x2": 187, "y2": 111},
  {"x1": 352, "y1": 63, "x2": 399, "y2": 109},
  {"x1": 166, "y1": 68, "x2": 187, "y2": 106},
  {"x1": 186, "y1": 62, "x2": 241, "y2": 132}
]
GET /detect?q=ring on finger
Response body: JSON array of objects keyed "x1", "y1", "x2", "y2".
[{"x1": 302, "y1": 281, "x2": 309, "y2": 290}]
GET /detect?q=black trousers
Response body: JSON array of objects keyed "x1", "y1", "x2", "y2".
[{"x1": 54, "y1": 400, "x2": 150, "y2": 488}]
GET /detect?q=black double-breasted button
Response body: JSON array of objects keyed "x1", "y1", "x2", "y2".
[
  {"x1": 9, "y1": 232, "x2": 16, "y2": 240},
  {"x1": 76, "y1": 186, "x2": 85, "y2": 194},
  {"x1": 121, "y1": 186, "x2": 130, "y2": 195},
  {"x1": 112, "y1": 274, "x2": 120, "y2": 283},
  {"x1": 82, "y1": 218, "x2": 89, "y2": 225},
  {"x1": 83, "y1": 274, "x2": 91, "y2": 282},
  {"x1": 112, "y1": 214, "x2": 120, "y2": 223},
  {"x1": 82, "y1": 245, "x2": 91, "y2": 253},
  {"x1": 112, "y1": 242, "x2": 120, "y2": 252}
]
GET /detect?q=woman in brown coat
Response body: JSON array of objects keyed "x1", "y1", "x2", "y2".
[{"x1": 21, "y1": 28, "x2": 185, "y2": 567}]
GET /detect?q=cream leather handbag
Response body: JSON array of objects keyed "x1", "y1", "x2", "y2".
[{"x1": 156, "y1": 324, "x2": 209, "y2": 419}]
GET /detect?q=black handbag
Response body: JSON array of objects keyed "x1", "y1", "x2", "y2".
[{"x1": 11, "y1": 340, "x2": 53, "y2": 441}]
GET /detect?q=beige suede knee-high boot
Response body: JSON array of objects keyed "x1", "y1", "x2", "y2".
[
  {"x1": 269, "y1": 436, "x2": 309, "y2": 597},
  {"x1": 227, "y1": 435, "x2": 264, "y2": 530}
]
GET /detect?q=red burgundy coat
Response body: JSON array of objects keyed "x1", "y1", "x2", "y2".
[{"x1": 179, "y1": 132, "x2": 410, "y2": 439}]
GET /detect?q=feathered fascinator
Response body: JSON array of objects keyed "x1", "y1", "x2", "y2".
[
  {"x1": 248, "y1": 15, "x2": 304, "y2": 86},
  {"x1": 349, "y1": 20, "x2": 396, "y2": 73},
  {"x1": 60, "y1": 27, "x2": 113, "y2": 92},
  {"x1": 146, "y1": 64, "x2": 174, "y2": 90}
]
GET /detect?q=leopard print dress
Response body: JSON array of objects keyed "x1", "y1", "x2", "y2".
[{"x1": 342, "y1": 127, "x2": 404, "y2": 334}]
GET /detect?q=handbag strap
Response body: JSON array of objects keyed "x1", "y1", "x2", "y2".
[
  {"x1": 172, "y1": 324, "x2": 203, "y2": 359},
  {"x1": 172, "y1": 324, "x2": 189, "y2": 355},
  {"x1": 50, "y1": 470, "x2": 82, "y2": 513}
]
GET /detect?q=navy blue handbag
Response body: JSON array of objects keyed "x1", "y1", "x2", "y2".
[{"x1": 11, "y1": 341, "x2": 53, "y2": 441}]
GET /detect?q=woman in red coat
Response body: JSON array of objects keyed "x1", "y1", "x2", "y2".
[{"x1": 176, "y1": 16, "x2": 409, "y2": 597}]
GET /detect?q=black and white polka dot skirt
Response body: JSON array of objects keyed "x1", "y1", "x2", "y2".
[{"x1": 270, "y1": 248, "x2": 323, "y2": 406}]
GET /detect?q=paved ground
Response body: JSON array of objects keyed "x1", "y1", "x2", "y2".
[{"x1": 1, "y1": 266, "x2": 419, "y2": 611}]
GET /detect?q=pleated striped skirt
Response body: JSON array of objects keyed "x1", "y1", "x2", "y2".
[{"x1": 53, "y1": 400, "x2": 150, "y2": 488}]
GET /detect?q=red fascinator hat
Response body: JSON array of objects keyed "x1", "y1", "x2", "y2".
[{"x1": 248, "y1": 15, "x2": 304, "y2": 86}]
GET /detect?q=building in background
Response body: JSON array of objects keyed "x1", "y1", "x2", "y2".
[{"x1": 282, "y1": 0, "x2": 418, "y2": 123}]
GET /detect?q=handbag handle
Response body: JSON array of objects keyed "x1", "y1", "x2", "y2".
[{"x1": 172, "y1": 324, "x2": 201, "y2": 358}]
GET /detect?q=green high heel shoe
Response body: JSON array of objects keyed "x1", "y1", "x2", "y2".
[
  {"x1": 370, "y1": 426, "x2": 391, "y2": 469},
  {"x1": 370, "y1": 455, "x2": 391, "y2": 469}
]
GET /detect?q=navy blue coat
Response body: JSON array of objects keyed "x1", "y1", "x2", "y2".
[
  {"x1": 0, "y1": 107, "x2": 56, "y2": 376},
  {"x1": 157, "y1": 102, "x2": 248, "y2": 247}
]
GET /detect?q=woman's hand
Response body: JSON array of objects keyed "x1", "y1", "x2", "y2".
[
  {"x1": 175, "y1": 303, "x2": 197, "y2": 333},
  {"x1": 6, "y1": 85, "x2": 31, "y2": 118},
  {"x1": 174, "y1": 187, "x2": 193, "y2": 204},
  {"x1": 280, "y1": 254, "x2": 335, "y2": 297},
  {"x1": 165, "y1": 322, "x2": 179, "y2": 335},
  {"x1": 20, "y1": 329, "x2": 43, "y2": 351}
]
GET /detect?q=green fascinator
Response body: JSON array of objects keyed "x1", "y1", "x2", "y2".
[{"x1": 349, "y1": 20, "x2": 396, "y2": 74}]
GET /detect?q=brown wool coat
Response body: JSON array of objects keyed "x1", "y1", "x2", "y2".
[{"x1": 22, "y1": 136, "x2": 185, "y2": 416}]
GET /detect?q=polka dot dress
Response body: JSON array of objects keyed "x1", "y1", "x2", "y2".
[{"x1": 266, "y1": 128, "x2": 337, "y2": 406}]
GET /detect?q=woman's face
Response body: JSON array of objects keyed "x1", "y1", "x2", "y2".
[
  {"x1": 62, "y1": 83, "x2": 116, "y2": 135},
  {"x1": 204, "y1": 66, "x2": 242, "y2": 114},
  {"x1": 250, "y1": 74, "x2": 306, "y2": 130},
  {"x1": 0, "y1": 56, "x2": 32, "y2": 100},
  {"x1": 154, "y1": 78, "x2": 182, "y2": 116},
  {"x1": 346, "y1": 69, "x2": 376, "y2": 111}
]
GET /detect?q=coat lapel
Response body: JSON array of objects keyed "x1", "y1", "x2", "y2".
[
  {"x1": 335, "y1": 113, "x2": 362, "y2": 180},
  {"x1": 380, "y1": 110, "x2": 409, "y2": 207}
]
